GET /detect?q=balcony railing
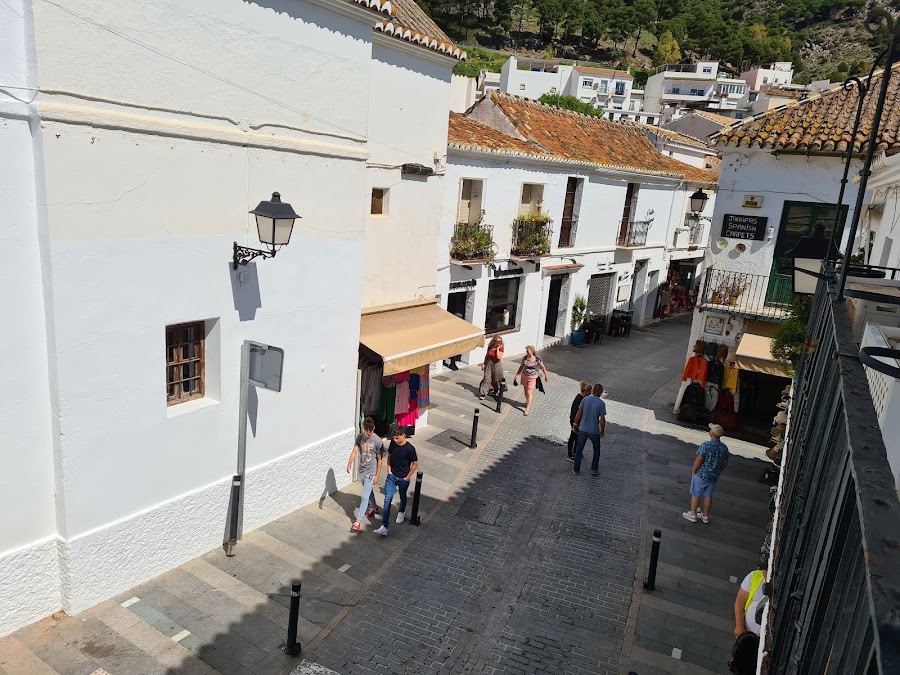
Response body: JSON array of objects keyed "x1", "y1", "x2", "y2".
[
  {"x1": 511, "y1": 215, "x2": 552, "y2": 257},
  {"x1": 698, "y1": 268, "x2": 792, "y2": 320},
  {"x1": 618, "y1": 219, "x2": 651, "y2": 247},
  {"x1": 767, "y1": 266, "x2": 900, "y2": 673},
  {"x1": 558, "y1": 216, "x2": 577, "y2": 248},
  {"x1": 450, "y1": 221, "x2": 495, "y2": 262}
]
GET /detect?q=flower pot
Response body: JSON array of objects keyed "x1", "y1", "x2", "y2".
[{"x1": 571, "y1": 331, "x2": 585, "y2": 346}]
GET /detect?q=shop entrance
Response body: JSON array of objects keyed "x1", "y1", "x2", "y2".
[
  {"x1": 447, "y1": 290, "x2": 473, "y2": 365},
  {"x1": 545, "y1": 276, "x2": 563, "y2": 336}
]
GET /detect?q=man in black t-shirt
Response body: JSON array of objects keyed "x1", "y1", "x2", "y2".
[{"x1": 374, "y1": 424, "x2": 419, "y2": 536}]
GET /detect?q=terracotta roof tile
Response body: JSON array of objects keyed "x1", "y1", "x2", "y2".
[
  {"x1": 692, "y1": 110, "x2": 737, "y2": 126},
  {"x1": 714, "y1": 62, "x2": 900, "y2": 153},
  {"x1": 761, "y1": 86, "x2": 805, "y2": 100},
  {"x1": 371, "y1": 0, "x2": 466, "y2": 60},
  {"x1": 490, "y1": 93, "x2": 717, "y2": 184},
  {"x1": 629, "y1": 122, "x2": 712, "y2": 151},
  {"x1": 574, "y1": 66, "x2": 633, "y2": 79},
  {"x1": 448, "y1": 113, "x2": 555, "y2": 159}
]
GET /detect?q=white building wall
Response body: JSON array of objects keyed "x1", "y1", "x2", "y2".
[
  {"x1": 1, "y1": 0, "x2": 380, "y2": 633},
  {"x1": 0, "y1": 0, "x2": 62, "y2": 632},
  {"x1": 499, "y1": 57, "x2": 573, "y2": 101},
  {"x1": 450, "y1": 74, "x2": 477, "y2": 113},
  {"x1": 362, "y1": 39, "x2": 453, "y2": 308},
  {"x1": 709, "y1": 151, "x2": 860, "y2": 276}
]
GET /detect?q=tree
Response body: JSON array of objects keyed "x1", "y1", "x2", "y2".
[
  {"x1": 653, "y1": 30, "x2": 681, "y2": 66},
  {"x1": 537, "y1": 94, "x2": 605, "y2": 117},
  {"x1": 771, "y1": 298, "x2": 812, "y2": 373}
]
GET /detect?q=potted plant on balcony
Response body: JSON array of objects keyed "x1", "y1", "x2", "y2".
[
  {"x1": 450, "y1": 211, "x2": 495, "y2": 262},
  {"x1": 570, "y1": 294, "x2": 587, "y2": 346}
]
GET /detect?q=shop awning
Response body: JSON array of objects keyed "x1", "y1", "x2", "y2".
[
  {"x1": 735, "y1": 321, "x2": 791, "y2": 378},
  {"x1": 360, "y1": 303, "x2": 484, "y2": 376}
]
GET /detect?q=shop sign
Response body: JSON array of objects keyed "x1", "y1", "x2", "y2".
[
  {"x1": 704, "y1": 316, "x2": 725, "y2": 336},
  {"x1": 494, "y1": 267, "x2": 524, "y2": 278},
  {"x1": 722, "y1": 214, "x2": 768, "y2": 240},
  {"x1": 450, "y1": 280, "x2": 477, "y2": 290}
]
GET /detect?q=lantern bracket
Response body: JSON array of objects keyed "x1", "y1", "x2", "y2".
[{"x1": 233, "y1": 242, "x2": 277, "y2": 269}]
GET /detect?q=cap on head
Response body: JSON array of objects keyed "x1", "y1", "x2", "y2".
[{"x1": 708, "y1": 423, "x2": 725, "y2": 438}]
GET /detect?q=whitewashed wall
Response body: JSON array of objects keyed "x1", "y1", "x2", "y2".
[
  {"x1": 709, "y1": 151, "x2": 859, "y2": 276},
  {"x1": 0, "y1": 0, "x2": 61, "y2": 632},
  {"x1": 499, "y1": 58, "x2": 573, "y2": 101},
  {"x1": 1, "y1": 0, "x2": 380, "y2": 634},
  {"x1": 867, "y1": 154, "x2": 900, "y2": 270},
  {"x1": 362, "y1": 39, "x2": 454, "y2": 308}
]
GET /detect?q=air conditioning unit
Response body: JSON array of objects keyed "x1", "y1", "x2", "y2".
[{"x1": 845, "y1": 280, "x2": 900, "y2": 343}]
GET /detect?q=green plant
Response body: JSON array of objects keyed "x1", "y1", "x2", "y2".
[
  {"x1": 771, "y1": 297, "x2": 812, "y2": 374},
  {"x1": 450, "y1": 214, "x2": 495, "y2": 261},
  {"x1": 571, "y1": 294, "x2": 587, "y2": 331},
  {"x1": 537, "y1": 94, "x2": 604, "y2": 118},
  {"x1": 511, "y1": 213, "x2": 552, "y2": 256}
]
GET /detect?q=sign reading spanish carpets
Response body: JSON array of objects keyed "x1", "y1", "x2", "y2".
[{"x1": 722, "y1": 214, "x2": 768, "y2": 240}]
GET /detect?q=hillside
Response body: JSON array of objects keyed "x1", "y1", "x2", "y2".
[{"x1": 433, "y1": 0, "x2": 880, "y2": 84}]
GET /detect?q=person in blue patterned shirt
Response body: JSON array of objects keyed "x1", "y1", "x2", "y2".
[{"x1": 683, "y1": 424, "x2": 729, "y2": 524}]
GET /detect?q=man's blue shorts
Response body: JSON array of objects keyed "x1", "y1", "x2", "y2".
[{"x1": 690, "y1": 474, "x2": 717, "y2": 497}]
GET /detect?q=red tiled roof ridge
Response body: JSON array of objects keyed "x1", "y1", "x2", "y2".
[
  {"x1": 712, "y1": 62, "x2": 900, "y2": 153},
  {"x1": 351, "y1": 0, "x2": 466, "y2": 60},
  {"x1": 351, "y1": 0, "x2": 396, "y2": 16}
]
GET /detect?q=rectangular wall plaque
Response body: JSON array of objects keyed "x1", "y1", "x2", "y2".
[{"x1": 722, "y1": 214, "x2": 768, "y2": 241}]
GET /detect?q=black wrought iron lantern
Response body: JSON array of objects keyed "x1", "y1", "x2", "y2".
[
  {"x1": 233, "y1": 192, "x2": 300, "y2": 269},
  {"x1": 784, "y1": 223, "x2": 842, "y2": 295},
  {"x1": 689, "y1": 188, "x2": 708, "y2": 215}
]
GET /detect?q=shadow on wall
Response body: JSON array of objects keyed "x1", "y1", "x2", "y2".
[{"x1": 230, "y1": 262, "x2": 262, "y2": 321}]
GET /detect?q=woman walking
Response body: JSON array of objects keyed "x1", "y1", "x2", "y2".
[
  {"x1": 514, "y1": 345, "x2": 549, "y2": 416},
  {"x1": 478, "y1": 336, "x2": 505, "y2": 400},
  {"x1": 567, "y1": 381, "x2": 592, "y2": 460}
]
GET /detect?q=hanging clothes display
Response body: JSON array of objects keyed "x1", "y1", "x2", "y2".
[
  {"x1": 682, "y1": 355, "x2": 708, "y2": 385},
  {"x1": 378, "y1": 376, "x2": 396, "y2": 423},
  {"x1": 722, "y1": 363, "x2": 739, "y2": 393},
  {"x1": 416, "y1": 366, "x2": 430, "y2": 410},
  {"x1": 707, "y1": 358, "x2": 724, "y2": 386},
  {"x1": 394, "y1": 377, "x2": 410, "y2": 415},
  {"x1": 359, "y1": 357, "x2": 383, "y2": 415}
]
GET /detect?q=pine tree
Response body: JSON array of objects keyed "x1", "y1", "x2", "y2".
[{"x1": 652, "y1": 30, "x2": 681, "y2": 67}]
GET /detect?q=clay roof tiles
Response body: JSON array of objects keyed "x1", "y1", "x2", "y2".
[
  {"x1": 714, "y1": 62, "x2": 900, "y2": 153},
  {"x1": 629, "y1": 122, "x2": 712, "y2": 151},
  {"x1": 692, "y1": 110, "x2": 738, "y2": 126},
  {"x1": 352, "y1": 0, "x2": 466, "y2": 60},
  {"x1": 574, "y1": 66, "x2": 633, "y2": 79},
  {"x1": 490, "y1": 93, "x2": 717, "y2": 185},
  {"x1": 448, "y1": 113, "x2": 556, "y2": 159}
]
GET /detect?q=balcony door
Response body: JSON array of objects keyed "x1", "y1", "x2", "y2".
[
  {"x1": 618, "y1": 183, "x2": 637, "y2": 245},
  {"x1": 767, "y1": 201, "x2": 848, "y2": 303},
  {"x1": 559, "y1": 177, "x2": 578, "y2": 247}
]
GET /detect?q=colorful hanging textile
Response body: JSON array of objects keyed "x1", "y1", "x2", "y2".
[
  {"x1": 396, "y1": 402, "x2": 419, "y2": 426},
  {"x1": 394, "y1": 379, "x2": 410, "y2": 415},
  {"x1": 417, "y1": 367, "x2": 430, "y2": 410},
  {"x1": 377, "y1": 379, "x2": 396, "y2": 423}
]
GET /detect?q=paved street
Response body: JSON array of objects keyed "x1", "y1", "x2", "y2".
[{"x1": 0, "y1": 316, "x2": 773, "y2": 674}]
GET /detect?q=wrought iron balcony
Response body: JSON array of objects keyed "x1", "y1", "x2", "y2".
[
  {"x1": 698, "y1": 268, "x2": 792, "y2": 320},
  {"x1": 450, "y1": 221, "x2": 495, "y2": 262},
  {"x1": 617, "y1": 219, "x2": 651, "y2": 247},
  {"x1": 558, "y1": 216, "x2": 577, "y2": 248},
  {"x1": 767, "y1": 265, "x2": 900, "y2": 673},
  {"x1": 511, "y1": 214, "x2": 552, "y2": 257}
]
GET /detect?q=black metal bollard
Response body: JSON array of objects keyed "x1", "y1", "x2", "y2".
[
  {"x1": 643, "y1": 530, "x2": 662, "y2": 591},
  {"x1": 495, "y1": 378, "x2": 506, "y2": 413},
  {"x1": 223, "y1": 475, "x2": 241, "y2": 557},
  {"x1": 409, "y1": 471, "x2": 424, "y2": 526},
  {"x1": 470, "y1": 409, "x2": 480, "y2": 448},
  {"x1": 284, "y1": 581, "x2": 302, "y2": 656}
]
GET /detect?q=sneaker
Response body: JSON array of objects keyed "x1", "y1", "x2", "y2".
[
  {"x1": 374, "y1": 525, "x2": 388, "y2": 536},
  {"x1": 572, "y1": 469, "x2": 580, "y2": 475},
  {"x1": 351, "y1": 520, "x2": 361, "y2": 532},
  {"x1": 566, "y1": 455, "x2": 574, "y2": 462},
  {"x1": 365, "y1": 507, "x2": 376, "y2": 518},
  {"x1": 699, "y1": 513, "x2": 709, "y2": 524},
  {"x1": 591, "y1": 470, "x2": 599, "y2": 477},
  {"x1": 479, "y1": 395, "x2": 486, "y2": 400},
  {"x1": 682, "y1": 511, "x2": 698, "y2": 523},
  {"x1": 396, "y1": 512, "x2": 406, "y2": 524}
]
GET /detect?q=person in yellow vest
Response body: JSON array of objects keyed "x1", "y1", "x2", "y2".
[{"x1": 729, "y1": 569, "x2": 766, "y2": 674}]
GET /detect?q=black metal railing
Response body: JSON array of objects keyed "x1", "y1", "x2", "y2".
[
  {"x1": 558, "y1": 216, "x2": 577, "y2": 248},
  {"x1": 618, "y1": 220, "x2": 651, "y2": 247},
  {"x1": 450, "y1": 221, "x2": 495, "y2": 262},
  {"x1": 698, "y1": 268, "x2": 792, "y2": 320},
  {"x1": 511, "y1": 215, "x2": 552, "y2": 257},
  {"x1": 767, "y1": 266, "x2": 900, "y2": 674}
]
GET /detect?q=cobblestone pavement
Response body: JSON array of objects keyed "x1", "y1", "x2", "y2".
[{"x1": 0, "y1": 316, "x2": 773, "y2": 674}]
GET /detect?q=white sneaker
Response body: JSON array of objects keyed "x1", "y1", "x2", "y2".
[
  {"x1": 682, "y1": 511, "x2": 698, "y2": 523},
  {"x1": 396, "y1": 512, "x2": 406, "y2": 524},
  {"x1": 374, "y1": 525, "x2": 388, "y2": 536},
  {"x1": 699, "y1": 513, "x2": 710, "y2": 524}
]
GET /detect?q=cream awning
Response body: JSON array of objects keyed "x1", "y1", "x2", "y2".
[
  {"x1": 735, "y1": 321, "x2": 791, "y2": 378},
  {"x1": 360, "y1": 303, "x2": 484, "y2": 376}
]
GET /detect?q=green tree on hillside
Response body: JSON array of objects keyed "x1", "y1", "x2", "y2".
[
  {"x1": 537, "y1": 94, "x2": 605, "y2": 116},
  {"x1": 653, "y1": 30, "x2": 681, "y2": 66}
]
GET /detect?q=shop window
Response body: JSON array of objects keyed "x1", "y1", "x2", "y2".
[
  {"x1": 457, "y1": 179, "x2": 484, "y2": 224},
  {"x1": 371, "y1": 188, "x2": 388, "y2": 215},
  {"x1": 485, "y1": 278, "x2": 521, "y2": 333},
  {"x1": 166, "y1": 322, "x2": 205, "y2": 405},
  {"x1": 519, "y1": 183, "x2": 544, "y2": 215}
]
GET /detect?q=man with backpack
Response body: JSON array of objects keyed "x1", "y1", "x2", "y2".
[{"x1": 729, "y1": 568, "x2": 767, "y2": 673}]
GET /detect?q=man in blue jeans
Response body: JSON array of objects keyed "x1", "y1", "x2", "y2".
[
  {"x1": 374, "y1": 424, "x2": 419, "y2": 536},
  {"x1": 572, "y1": 383, "x2": 607, "y2": 476}
]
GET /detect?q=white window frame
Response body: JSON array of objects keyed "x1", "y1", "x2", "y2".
[{"x1": 582, "y1": 78, "x2": 594, "y2": 88}]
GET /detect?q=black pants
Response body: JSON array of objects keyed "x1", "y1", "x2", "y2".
[{"x1": 567, "y1": 430, "x2": 578, "y2": 458}]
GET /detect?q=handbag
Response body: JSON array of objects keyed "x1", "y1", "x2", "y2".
[{"x1": 536, "y1": 377, "x2": 545, "y2": 394}]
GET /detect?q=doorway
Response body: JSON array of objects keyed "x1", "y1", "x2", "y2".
[
  {"x1": 447, "y1": 290, "x2": 473, "y2": 365},
  {"x1": 545, "y1": 276, "x2": 563, "y2": 336}
]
